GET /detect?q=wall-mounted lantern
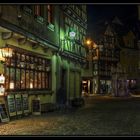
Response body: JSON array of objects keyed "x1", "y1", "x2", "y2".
[
  {"x1": 1, "y1": 45, "x2": 13, "y2": 59},
  {"x1": 68, "y1": 28, "x2": 76, "y2": 40},
  {"x1": 0, "y1": 74, "x2": 5, "y2": 84}
]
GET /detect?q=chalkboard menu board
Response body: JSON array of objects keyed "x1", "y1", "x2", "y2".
[
  {"x1": 32, "y1": 99, "x2": 41, "y2": 115},
  {"x1": 0, "y1": 103, "x2": 9, "y2": 122},
  {"x1": 7, "y1": 95, "x2": 16, "y2": 117},
  {"x1": 15, "y1": 94, "x2": 22, "y2": 115},
  {"x1": 22, "y1": 94, "x2": 29, "y2": 114}
]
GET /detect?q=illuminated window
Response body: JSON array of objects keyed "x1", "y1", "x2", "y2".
[
  {"x1": 47, "y1": 5, "x2": 53, "y2": 23},
  {"x1": 5, "y1": 50, "x2": 51, "y2": 91}
]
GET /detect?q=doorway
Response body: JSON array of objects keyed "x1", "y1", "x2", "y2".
[
  {"x1": 82, "y1": 79, "x2": 92, "y2": 96},
  {"x1": 61, "y1": 68, "x2": 67, "y2": 89},
  {"x1": 61, "y1": 68, "x2": 67, "y2": 101}
]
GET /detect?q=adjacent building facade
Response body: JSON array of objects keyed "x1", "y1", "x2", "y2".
[
  {"x1": 90, "y1": 16, "x2": 140, "y2": 96},
  {"x1": 91, "y1": 18, "x2": 120, "y2": 95}
]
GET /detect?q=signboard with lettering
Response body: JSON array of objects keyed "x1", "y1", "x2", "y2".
[
  {"x1": 22, "y1": 94, "x2": 29, "y2": 114},
  {"x1": 7, "y1": 94, "x2": 16, "y2": 117},
  {"x1": 32, "y1": 97, "x2": 41, "y2": 115},
  {"x1": 15, "y1": 94, "x2": 22, "y2": 115},
  {"x1": 0, "y1": 103, "x2": 9, "y2": 122}
]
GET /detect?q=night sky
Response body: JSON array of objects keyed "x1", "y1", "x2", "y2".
[{"x1": 87, "y1": 4, "x2": 138, "y2": 36}]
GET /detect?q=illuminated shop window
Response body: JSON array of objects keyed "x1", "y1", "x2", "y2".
[{"x1": 5, "y1": 50, "x2": 51, "y2": 91}]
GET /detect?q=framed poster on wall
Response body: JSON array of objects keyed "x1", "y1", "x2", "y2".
[
  {"x1": 15, "y1": 94, "x2": 22, "y2": 115},
  {"x1": 0, "y1": 103, "x2": 9, "y2": 122},
  {"x1": 7, "y1": 94, "x2": 16, "y2": 117},
  {"x1": 22, "y1": 94, "x2": 29, "y2": 114}
]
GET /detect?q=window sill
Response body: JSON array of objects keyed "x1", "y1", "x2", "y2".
[
  {"x1": 6, "y1": 90, "x2": 54, "y2": 96},
  {"x1": 28, "y1": 90, "x2": 53, "y2": 95}
]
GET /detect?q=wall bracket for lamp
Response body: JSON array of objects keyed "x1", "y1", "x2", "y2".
[
  {"x1": 1, "y1": 32, "x2": 13, "y2": 40},
  {"x1": 18, "y1": 37, "x2": 27, "y2": 45},
  {"x1": 32, "y1": 42, "x2": 39, "y2": 49}
]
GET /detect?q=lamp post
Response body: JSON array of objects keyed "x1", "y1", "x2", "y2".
[
  {"x1": 85, "y1": 39, "x2": 103, "y2": 95},
  {"x1": 85, "y1": 39, "x2": 97, "y2": 95}
]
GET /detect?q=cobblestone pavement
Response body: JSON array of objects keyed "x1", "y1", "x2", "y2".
[{"x1": 1, "y1": 95, "x2": 140, "y2": 136}]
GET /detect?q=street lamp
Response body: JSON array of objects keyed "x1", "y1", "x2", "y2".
[
  {"x1": 85, "y1": 38, "x2": 102, "y2": 95},
  {"x1": 68, "y1": 28, "x2": 76, "y2": 40},
  {"x1": 86, "y1": 39, "x2": 92, "y2": 46},
  {"x1": 85, "y1": 38, "x2": 98, "y2": 59}
]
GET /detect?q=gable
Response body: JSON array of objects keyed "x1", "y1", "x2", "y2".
[
  {"x1": 112, "y1": 16, "x2": 123, "y2": 25},
  {"x1": 104, "y1": 25, "x2": 114, "y2": 36}
]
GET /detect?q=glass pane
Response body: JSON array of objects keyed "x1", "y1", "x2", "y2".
[
  {"x1": 21, "y1": 54, "x2": 25, "y2": 62},
  {"x1": 30, "y1": 71, "x2": 34, "y2": 89},
  {"x1": 5, "y1": 67, "x2": 10, "y2": 90},
  {"x1": 42, "y1": 59, "x2": 45, "y2": 71},
  {"x1": 45, "y1": 73, "x2": 49, "y2": 88},
  {"x1": 16, "y1": 53, "x2": 21, "y2": 68},
  {"x1": 9, "y1": 68, "x2": 15, "y2": 90},
  {"x1": 11, "y1": 58, "x2": 15, "y2": 67},
  {"x1": 38, "y1": 72, "x2": 42, "y2": 89},
  {"x1": 5, "y1": 58, "x2": 10, "y2": 66},
  {"x1": 42, "y1": 72, "x2": 45, "y2": 88},
  {"x1": 26, "y1": 56, "x2": 30, "y2": 69},
  {"x1": 21, "y1": 69, "x2": 25, "y2": 89},
  {"x1": 34, "y1": 71, "x2": 38, "y2": 88},
  {"x1": 26, "y1": 70, "x2": 30, "y2": 89},
  {"x1": 15, "y1": 69, "x2": 20, "y2": 90}
]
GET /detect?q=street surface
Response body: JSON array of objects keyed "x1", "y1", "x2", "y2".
[{"x1": 1, "y1": 95, "x2": 140, "y2": 136}]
